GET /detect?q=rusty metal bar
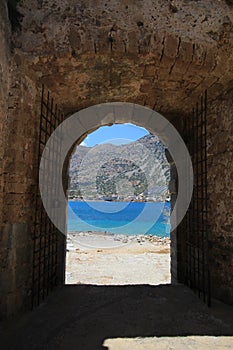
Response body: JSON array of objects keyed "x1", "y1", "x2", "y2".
[
  {"x1": 32, "y1": 85, "x2": 65, "y2": 309},
  {"x1": 184, "y1": 90, "x2": 211, "y2": 306}
]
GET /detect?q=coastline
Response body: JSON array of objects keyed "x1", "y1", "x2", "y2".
[
  {"x1": 68, "y1": 199, "x2": 168, "y2": 203},
  {"x1": 67, "y1": 231, "x2": 170, "y2": 247},
  {"x1": 68, "y1": 201, "x2": 171, "y2": 237}
]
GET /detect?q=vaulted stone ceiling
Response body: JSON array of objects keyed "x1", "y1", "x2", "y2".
[{"x1": 12, "y1": 0, "x2": 233, "y2": 118}]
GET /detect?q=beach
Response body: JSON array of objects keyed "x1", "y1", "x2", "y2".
[{"x1": 66, "y1": 232, "x2": 171, "y2": 285}]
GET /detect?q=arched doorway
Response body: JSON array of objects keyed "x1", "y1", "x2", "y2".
[{"x1": 33, "y1": 87, "x2": 196, "y2": 308}]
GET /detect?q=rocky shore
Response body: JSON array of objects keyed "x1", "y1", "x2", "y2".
[
  {"x1": 68, "y1": 231, "x2": 170, "y2": 245},
  {"x1": 111, "y1": 233, "x2": 170, "y2": 245}
]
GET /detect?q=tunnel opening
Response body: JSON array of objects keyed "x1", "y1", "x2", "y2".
[
  {"x1": 31, "y1": 86, "x2": 210, "y2": 314},
  {"x1": 65, "y1": 123, "x2": 171, "y2": 286}
]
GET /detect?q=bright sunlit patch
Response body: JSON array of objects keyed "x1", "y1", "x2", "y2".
[
  {"x1": 103, "y1": 336, "x2": 233, "y2": 349},
  {"x1": 80, "y1": 141, "x2": 87, "y2": 146}
]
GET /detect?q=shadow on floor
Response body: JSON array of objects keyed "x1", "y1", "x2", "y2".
[{"x1": 1, "y1": 284, "x2": 233, "y2": 350}]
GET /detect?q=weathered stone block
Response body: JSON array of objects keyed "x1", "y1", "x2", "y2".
[
  {"x1": 169, "y1": 179, "x2": 177, "y2": 194},
  {"x1": 143, "y1": 64, "x2": 156, "y2": 78},
  {"x1": 164, "y1": 34, "x2": 180, "y2": 59}
]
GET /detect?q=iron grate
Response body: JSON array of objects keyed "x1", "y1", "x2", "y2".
[
  {"x1": 184, "y1": 90, "x2": 211, "y2": 306},
  {"x1": 32, "y1": 85, "x2": 65, "y2": 309}
]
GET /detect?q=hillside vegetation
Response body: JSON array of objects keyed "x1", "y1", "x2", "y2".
[{"x1": 69, "y1": 134, "x2": 170, "y2": 201}]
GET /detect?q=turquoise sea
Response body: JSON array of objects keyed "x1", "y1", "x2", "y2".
[{"x1": 68, "y1": 201, "x2": 170, "y2": 237}]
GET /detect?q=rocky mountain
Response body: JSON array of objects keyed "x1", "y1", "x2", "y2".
[{"x1": 68, "y1": 134, "x2": 170, "y2": 201}]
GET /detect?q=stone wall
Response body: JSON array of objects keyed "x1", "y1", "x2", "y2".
[
  {"x1": 14, "y1": 0, "x2": 233, "y2": 116},
  {"x1": 0, "y1": 68, "x2": 39, "y2": 319},
  {"x1": 0, "y1": 0, "x2": 10, "y2": 225},
  {"x1": 207, "y1": 90, "x2": 233, "y2": 304},
  {"x1": 0, "y1": 0, "x2": 40, "y2": 319},
  {"x1": 0, "y1": 0, "x2": 13, "y2": 320},
  {"x1": 0, "y1": 0, "x2": 233, "y2": 319}
]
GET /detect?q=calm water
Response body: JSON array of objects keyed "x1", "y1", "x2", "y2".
[{"x1": 68, "y1": 201, "x2": 170, "y2": 237}]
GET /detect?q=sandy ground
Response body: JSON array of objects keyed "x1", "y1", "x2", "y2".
[
  {"x1": 65, "y1": 232, "x2": 171, "y2": 285},
  {"x1": 103, "y1": 336, "x2": 233, "y2": 349}
]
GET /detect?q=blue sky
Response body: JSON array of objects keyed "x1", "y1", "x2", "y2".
[{"x1": 81, "y1": 123, "x2": 149, "y2": 147}]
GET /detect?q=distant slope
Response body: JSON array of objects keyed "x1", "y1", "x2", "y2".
[{"x1": 69, "y1": 134, "x2": 170, "y2": 200}]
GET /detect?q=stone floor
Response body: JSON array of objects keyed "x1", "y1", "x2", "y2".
[{"x1": 1, "y1": 284, "x2": 233, "y2": 350}]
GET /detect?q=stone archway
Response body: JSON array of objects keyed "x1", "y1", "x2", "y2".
[
  {"x1": 1, "y1": 0, "x2": 233, "y2": 320},
  {"x1": 36, "y1": 100, "x2": 193, "y2": 311}
]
